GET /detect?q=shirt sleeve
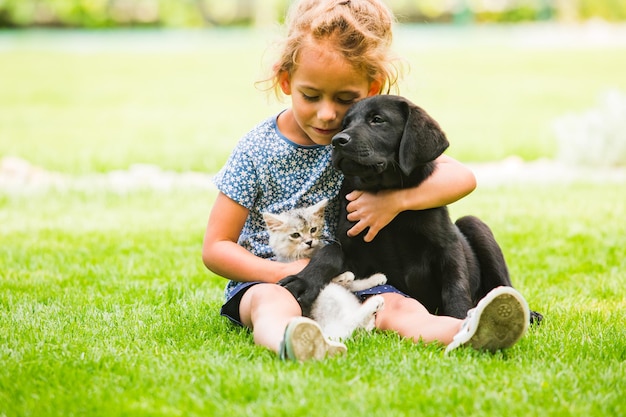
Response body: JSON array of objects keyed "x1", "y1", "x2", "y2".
[{"x1": 213, "y1": 140, "x2": 259, "y2": 210}]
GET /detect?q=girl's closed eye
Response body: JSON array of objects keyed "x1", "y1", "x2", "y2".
[
  {"x1": 303, "y1": 95, "x2": 355, "y2": 105},
  {"x1": 336, "y1": 93, "x2": 360, "y2": 105},
  {"x1": 300, "y1": 90, "x2": 358, "y2": 104},
  {"x1": 336, "y1": 97, "x2": 356, "y2": 105},
  {"x1": 299, "y1": 89, "x2": 320, "y2": 102}
]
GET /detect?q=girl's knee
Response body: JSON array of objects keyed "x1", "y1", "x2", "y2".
[
  {"x1": 380, "y1": 293, "x2": 426, "y2": 313},
  {"x1": 240, "y1": 284, "x2": 301, "y2": 325},
  {"x1": 245, "y1": 284, "x2": 288, "y2": 308},
  {"x1": 376, "y1": 293, "x2": 430, "y2": 329}
]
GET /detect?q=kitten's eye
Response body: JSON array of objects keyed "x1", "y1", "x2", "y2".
[
  {"x1": 310, "y1": 227, "x2": 317, "y2": 234},
  {"x1": 290, "y1": 232, "x2": 301, "y2": 239}
]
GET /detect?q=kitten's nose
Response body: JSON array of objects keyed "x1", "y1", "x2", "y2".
[{"x1": 305, "y1": 240, "x2": 313, "y2": 247}]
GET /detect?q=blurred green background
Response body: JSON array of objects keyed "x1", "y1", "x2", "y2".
[
  {"x1": 1, "y1": 0, "x2": 625, "y2": 28},
  {"x1": 1, "y1": 0, "x2": 626, "y2": 175}
]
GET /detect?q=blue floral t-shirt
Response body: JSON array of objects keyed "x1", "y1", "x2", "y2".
[{"x1": 214, "y1": 113, "x2": 343, "y2": 294}]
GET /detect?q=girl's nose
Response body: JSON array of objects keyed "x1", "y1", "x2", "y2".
[{"x1": 317, "y1": 101, "x2": 337, "y2": 122}]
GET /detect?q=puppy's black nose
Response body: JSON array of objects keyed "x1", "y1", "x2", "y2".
[{"x1": 331, "y1": 132, "x2": 350, "y2": 148}]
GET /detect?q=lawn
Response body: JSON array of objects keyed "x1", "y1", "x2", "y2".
[
  {"x1": 1, "y1": 185, "x2": 624, "y2": 417},
  {"x1": 1, "y1": 25, "x2": 625, "y2": 417}
]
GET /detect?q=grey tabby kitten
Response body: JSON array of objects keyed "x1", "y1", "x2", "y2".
[{"x1": 262, "y1": 199, "x2": 386, "y2": 341}]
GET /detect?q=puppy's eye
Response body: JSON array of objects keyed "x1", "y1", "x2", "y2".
[
  {"x1": 290, "y1": 232, "x2": 301, "y2": 239},
  {"x1": 371, "y1": 115, "x2": 385, "y2": 124}
]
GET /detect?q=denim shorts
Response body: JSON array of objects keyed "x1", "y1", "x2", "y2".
[{"x1": 220, "y1": 281, "x2": 409, "y2": 327}]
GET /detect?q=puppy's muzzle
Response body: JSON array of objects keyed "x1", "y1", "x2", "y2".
[{"x1": 331, "y1": 132, "x2": 351, "y2": 148}]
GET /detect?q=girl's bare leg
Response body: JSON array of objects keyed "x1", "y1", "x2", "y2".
[
  {"x1": 375, "y1": 293, "x2": 462, "y2": 345},
  {"x1": 239, "y1": 283, "x2": 302, "y2": 353}
]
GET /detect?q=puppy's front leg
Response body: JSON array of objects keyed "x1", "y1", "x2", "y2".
[{"x1": 278, "y1": 241, "x2": 346, "y2": 316}]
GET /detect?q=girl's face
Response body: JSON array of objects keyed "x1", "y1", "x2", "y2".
[{"x1": 278, "y1": 40, "x2": 380, "y2": 146}]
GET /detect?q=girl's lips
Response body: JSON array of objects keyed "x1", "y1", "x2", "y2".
[{"x1": 313, "y1": 127, "x2": 339, "y2": 135}]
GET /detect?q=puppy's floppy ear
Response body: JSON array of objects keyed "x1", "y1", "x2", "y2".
[{"x1": 398, "y1": 99, "x2": 450, "y2": 176}]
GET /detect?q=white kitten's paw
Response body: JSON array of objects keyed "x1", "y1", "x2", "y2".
[
  {"x1": 370, "y1": 273, "x2": 387, "y2": 286},
  {"x1": 361, "y1": 295, "x2": 385, "y2": 331},
  {"x1": 369, "y1": 295, "x2": 385, "y2": 313},
  {"x1": 332, "y1": 271, "x2": 355, "y2": 285}
]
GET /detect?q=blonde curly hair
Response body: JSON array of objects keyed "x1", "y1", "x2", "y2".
[{"x1": 262, "y1": 0, "x2": 402, "y2": 96}]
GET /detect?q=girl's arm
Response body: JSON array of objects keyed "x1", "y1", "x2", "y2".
[
  {"x1": 202, "y1": 192, "x2": 309, "y2": 283},
  {"x1": 345, "y1": 154, "x2": 476, "y2": 242}
]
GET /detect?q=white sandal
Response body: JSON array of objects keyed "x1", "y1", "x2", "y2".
[
  {"x1": 279, "y1": 317, "x2": 347, "y2": 361},
  {"x1": 445, "y1": 286, "x2": 530, "y2": 354}
]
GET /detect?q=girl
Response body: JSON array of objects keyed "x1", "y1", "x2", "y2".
[{"x1": 203, "y1": 0, "x2": 529, "y2": 361}]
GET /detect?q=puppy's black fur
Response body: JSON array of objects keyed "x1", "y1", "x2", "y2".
[{"x1": 280, "y1": 95, "x2": 541, "y2": 323}]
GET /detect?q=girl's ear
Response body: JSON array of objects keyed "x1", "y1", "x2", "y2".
[
  {"x1": 367, "y1": 78, "x2": 382, "y2": 97},
  {"x1": 278, "y1": 71, "x2": 292, "y2": 95}
]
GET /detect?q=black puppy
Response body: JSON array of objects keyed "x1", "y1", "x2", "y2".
[{"x1": 280, "y1": 95, "x2": 541, "y2": 323}]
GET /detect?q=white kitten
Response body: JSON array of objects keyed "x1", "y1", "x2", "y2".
[{"x1": 263, "y1": 199, "x2": 386, "y2": 341}]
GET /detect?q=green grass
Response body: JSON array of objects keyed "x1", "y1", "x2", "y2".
[
  {"x1": 1, "y1": 184, "x2": 624, "y2": 417},
  {"x1": 1, "y1": 26, "x2": 625, "y2": 416}
]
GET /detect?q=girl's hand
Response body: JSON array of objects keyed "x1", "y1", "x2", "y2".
[
  {"x1": 277, "y1": 258, "x2": 310, "y2": 280},
  {"x1": 345, "y1": 190, "x2": 401, "y2": 242},
  {"x1": 343, "y1": 156, "x2": 476, "y2": 243}
]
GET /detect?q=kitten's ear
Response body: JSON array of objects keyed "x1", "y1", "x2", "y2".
[
  {"x1": 262, "y1": 212, "x2": 284, "y2": 231},
  {"x1": 311, "y1": 199, "x2": 328, "y2": 217}
]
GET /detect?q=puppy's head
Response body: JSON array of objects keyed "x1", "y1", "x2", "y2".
[{"x1": 331, "y1": 95, "x2": 449, "y2": 189}]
